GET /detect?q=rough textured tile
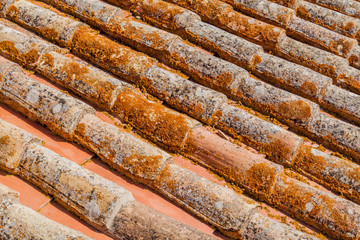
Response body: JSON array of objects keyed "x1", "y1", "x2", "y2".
[
  {"x1": 305, "y1": 112, "x2": 360, "y2": 161},
  {"x1": 217, "y1": 105, "x2": 303, "y2": 166},
  {"x1": 308, "y1": 0, "x2": 360, "y2": 19},
  {"x1": 63, "y1": 0, "x2": 360, "y2": 167},
  {"x1": 112, "y1": 86, "x2": 200, "y2": 152},
  {"x1": 111, "y1": 18, "x2": 181, "y2": 58},
  {"x1": 186, "y1": 127, "x2": 282, "y2": 200},
  {"x1": 320, "y1": 84, "x2": 360, "y2": 125},
  {"x1": 0, "y1": 118, "x2": 215, "y2": 239},
  {"x1": 349, "y1": 45, "x2": 360, "y2": 69},
  {"x1": 336, "y1": 66, "x2": 360, "y2": 94},
  {"x1": 20, "y1": 144, "x2": 135, "y2": 230},
  {"x1": 82, "y1": 159, "x2": 220, "y2": 238},
  {"x1": 253, "y1": 52, "x2": 332, "y2": 100},
  {"x1": 0, "y1": 12, "x2": 202, "y2": 154},
  {"x1": 267, "y1": 0, "x2": 298, "y2": 8},
  {"x1": 0, "y1": 183, "x2": 19, "y2": 200},
  {"x1": 4, "y1": 35, "x2": 199, "y2": 153},
  {"x1": 39, "y1": 202, "x2": 113, "y2": 240},
  {"x1": 0, "y1": 23, "x2": 66, "y2": 68},
  {"x1": 115, "y1": 0, "x2": 201, "y2": 32},
  {"x1": 218, "y1": 8, "x2": 287, "y2": 49},
  {"x1": 166, "y1": 0, "x2": 232, "y2": 24},
  {"x1": 0, "y1": 195, "x2": 93, "y2": 239},
  {"x1": 110, "y1": 201, "x2": 216, "y2": 240},
  {"x1": 167, "y1": 39, "x2": 247, "y2": 96},
  {"x1": 74, "y1": 114, "x2": 172, "y2": 181},
  {"x1": 184, "y1": 20, "x2": 263, "y2": 69},
  {"x1": 1, "y1": 1, "x2": 285, "y2": 153},
  {"x1": 42, "y1": 0, "x2": 128, "y2": 27},
  {"x1": 174, "y1": 154, "x2": 227, "y2": 185},
  {"x1": 233, "y1": 74, "x2": 320, "y2": 128},
  {"x1": 1, "y1": 1, "x2": 360, "y2": 239},
  {"x1": 293, "y1": 145, "x2": 360, "y2": 204},
  {"x1": 37, "y1": 51, "x2": 127, "y2": 110},
  {"x1": 144, "y1": 65, "x2": 228, "y2": 124},
  {"x1": 4, "y1": 0, "x2": 85, "y2": 46},
  {"x1": 295, "y1": 1, "x2": 360, "y2": 38},
  {"x1": 287, "y1": 16, "x2": 357, "y2": 58},
  {"x1": 0, "y1": 62, "x2": 95, "y2": 139},
  {"x1": 69, "y1": 26, "x2": 157, "y2": 81},
  {"x1": 275, "y1": 36, "x2": 349, "y2": 79},
  {"x1": 224, "y1": 0, "x2": 295, "y2": 27},
  {"x1": 0, "y1": 118, "x2": 42, "y2": 173},
  {"x1": 0, "y1": 20, "x2": 284, "y2": 238},
  {"x1": 167, "y1": 0, "x2": 287, "y2": 48},
  {"x1": 272, "y1": 174, "x2": 360, "y2": 239},
  {"x1": 240, "y1": 212, "x2": 317, "y2": 240},
  {"x1": 154, "y1": 163, "x2": 258, "y2": 235},
  {"x1": 0, "y1": 102, "x2": 93, "y2": 164}
]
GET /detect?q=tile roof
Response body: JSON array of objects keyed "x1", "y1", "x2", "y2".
[
  {"x1": 0, "y1": 0, "x2": 360, "y2": 239},
  {"x1": 0, "y1": 183, "x2": 93, "y2": 239}
]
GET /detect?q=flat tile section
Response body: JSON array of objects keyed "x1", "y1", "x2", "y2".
[
  {"x1": 40, "y1": 202, "x2": 113, "y2": 240},
  {"x1": 0, "y1": 172, "x2": 50, "y2": 211}
]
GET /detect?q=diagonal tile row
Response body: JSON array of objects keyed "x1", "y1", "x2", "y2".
[
  {"x1": 220, "y1": 0, "x2": 360, "y2": 72},
  {"x1": 268, "y1": 0, "x2": 360, "y2": 39},
  {"x1": 0, "y1": 11, "x2": 359, "y2": 240},
  {"x1": 0, "y1": 100, "x2": 222, "y2": 239},
  {"x1": 0, "y1": 118, "x2": 215, "y2": 239},
  {"x1": 0, "y1": 0, "x2": 360, "y2": 239},
  {"x1": 304, "y1": 0, "x2": 360, "y2": 19},
  {"x1": 0, "y1": 0, "x2": 360, "y2": 203},
  {"x1": 97, "y1": 0, "x2": 360, "y2": 135},
  {"x1": 145, "y1": 0, "x2": 360, "y2": 98},
  {"x1": 0, "y1": 57, "x2": 322, "y2": 239},
  {"x1": 262, "y1": 0, "x2": 360, "y2": 88},
  {"x1": 26, "y1": 0, "x2": 360, "y2": 129},
  {"x1": 0, "y1": 183, "x2": 94, "y2": 239},
  {"x1": 24, "y1": 0, "x2": 360, "y2": 162},
  {"x1": 222, "y1": 0, "x2": 358, "y2": 55}
]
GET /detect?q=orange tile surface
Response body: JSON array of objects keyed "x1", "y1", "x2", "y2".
[
  {"x1": 39, "y1": 201, "x2": 113, "y2": 240},
  {"x1": 0, "y1": 102, "x2": 110, "y2": 239},
  {"x1": 0, "y1": 10, "x2": 347, "y2": 239},
  {"x1": 0, "y1": 91, "x2": 228, "y2": 239},
  {"x1": 0, "y1": 170, "x2": 51, "y2": 211},
  {"x1": 0, "y1": 103, "x2": 93, "y2": 165},
  {"x1": 83, "y1": 159, "x2": 228, "y2": 239},
  {"x1": 173, "y1": 155, "x2": 226, "y2": 185}
]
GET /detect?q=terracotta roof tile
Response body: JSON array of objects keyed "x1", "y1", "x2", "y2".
[
  {"x1": 295, "y1": 0, "x2": 360, "y2": 38},
  {"x1": 307, "y1": 0, "x2": 360, "y2": 19},
  {"x1": 0, "y1": 118, "x2": 217, "y2": 239},
  {"x1": 0, "y1": 0, "x2": 360, "y2": 238},
  {"x1": 0, "y1": 183, "x2": 94, "y2": 239}
]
